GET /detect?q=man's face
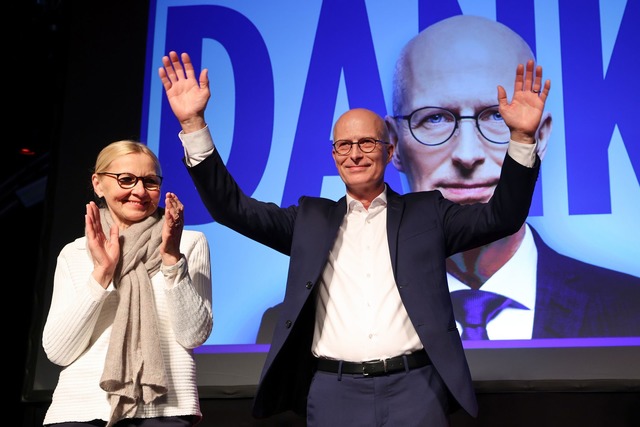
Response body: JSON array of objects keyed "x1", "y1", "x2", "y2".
[
  {"x1": 389, "y1": 37, "x2": 523, "y2": 204},
  {"x1": 332, "y1": 109, "x2": 392, "y2": 197}
]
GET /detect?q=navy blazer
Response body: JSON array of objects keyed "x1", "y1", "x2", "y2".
[
  {"x1": 530, "y1": 227, "x2": 640, "y2": 338},
  {"x1": 187, "y1": 149, "x2": 540, "y2": 419}
]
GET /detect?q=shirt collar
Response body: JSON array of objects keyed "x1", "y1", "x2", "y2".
[{"x1": 346, "y1": 184, "x2": 388, "y2": 212}]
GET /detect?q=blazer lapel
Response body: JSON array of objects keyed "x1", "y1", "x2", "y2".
[
  {"x1": 385, "y1": 187, "x2": 404, "y2": 275},
  {"x1": 311, "y1": 197, "x2": 348, "y2": 276}
]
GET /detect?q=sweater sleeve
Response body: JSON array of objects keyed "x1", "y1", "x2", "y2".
[
  {"x1": 163, "y1": 230, "x2": 213, "y2": 348},
  {"x1": 42, "y1": 240, "x2": 115, "y2": 366}
]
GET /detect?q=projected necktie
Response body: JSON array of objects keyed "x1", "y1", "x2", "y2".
[{"x1": 450, "y1": 289, "x2": 527, "y2": 340}]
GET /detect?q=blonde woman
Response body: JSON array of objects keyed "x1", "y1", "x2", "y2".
[{"x1": 43, "y1": 140, "x2": 213, "y2": 427}]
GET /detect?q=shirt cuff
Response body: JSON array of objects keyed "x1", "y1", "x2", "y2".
[
  {"x1": 507, "y1": 139, "x2": 538, "y2": 168},
  {"x1": 178, "y1": 125, "x2": 215, "y2": 167}
]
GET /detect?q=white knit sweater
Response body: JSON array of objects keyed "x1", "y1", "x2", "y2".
[{"x1": 42, "y1": 230, "x2": 213, "y2": 425}]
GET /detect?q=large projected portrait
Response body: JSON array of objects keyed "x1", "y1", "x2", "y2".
[{"x1": 143, "y1": 0, "x2": 640, "y2": 353}]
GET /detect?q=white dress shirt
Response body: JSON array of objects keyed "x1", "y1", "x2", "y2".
[
  {"x1": 447, "y1": 224, "x2": 537, "y2": 340},
  {"x1": 310, "y1": 191, "x2": 423, "y2": 361}
]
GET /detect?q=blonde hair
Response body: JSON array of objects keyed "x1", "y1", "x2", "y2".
[{"x1": 94, "y1": 140, "x2": 162, "y2": 176}]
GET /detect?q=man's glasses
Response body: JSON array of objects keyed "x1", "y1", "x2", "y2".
[
  {"x1": 393, "y1": 105, "x2": 510, "y2": 146},
  {"x1": 332, "y1": 137, "x2": 389, "y2": 155},
  {"x1": 97, "y1": 172, "x2": 163, "y2": 190}
]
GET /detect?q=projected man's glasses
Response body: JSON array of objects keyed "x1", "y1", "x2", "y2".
[{"x1": 394, "y1": 105, "x2": 510, "y2": 146}]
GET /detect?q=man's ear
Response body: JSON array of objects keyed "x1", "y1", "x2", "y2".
[
  {"x1": 535, "y1": 111, "x2": 553, "y2": 161},
  {"x1": 384, "y1": 115, "x2": 404, "y2": 171},
  {"x1": 386, "y1": 144, "x2": 395, "y2": 164}
]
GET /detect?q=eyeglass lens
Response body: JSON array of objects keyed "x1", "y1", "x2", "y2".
[
  {"x1": 407, "y1": 106, "x2": 509, "y2": 146},
  {"x1": 118, "y1": 173, "x2": 162, "y2": 189},
  {"x1": 333, "y1": 138, "x2": 379, "y2": 155},
  {"x1": 101, "y1": 172, "x2": 162, "y2": 190}
]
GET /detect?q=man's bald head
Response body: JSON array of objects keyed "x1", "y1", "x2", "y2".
[
  {"x1": 333, "y1": 108, "x2": 390, "y2": 143},
  {"x1": 386, "y1": 15, "x2": 551, "y2": 197},
  {"x1": 392, "y1": 15, "x2": 535, "y2": 114}
]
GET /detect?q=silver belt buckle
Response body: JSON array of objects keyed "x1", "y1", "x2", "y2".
[{"x1": 362, "y1": 358, "x2": 387, "y2": 376}]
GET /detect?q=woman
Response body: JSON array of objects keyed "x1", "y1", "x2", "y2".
[{"x1": 42, "y1": 140, "x2": 213, "y2": 427}]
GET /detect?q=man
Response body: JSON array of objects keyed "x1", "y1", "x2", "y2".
[
  {"x1": 387, "y1": 15, "x2": 640, "y2": 340},
  {"x1": 159, "y1": 49, "x2": 549, "y2": 425}
]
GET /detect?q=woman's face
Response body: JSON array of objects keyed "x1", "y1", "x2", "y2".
[{"x1": 92, "y1": 153, "x2": 161, "y2": 229}]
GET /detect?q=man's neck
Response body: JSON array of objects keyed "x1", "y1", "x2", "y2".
[
  {"x1": 446, "y1": 225, "x2": 526, "y2": 290},
  {"x1": 346, "y1": 183, "x2": 386, "y2": 210}
]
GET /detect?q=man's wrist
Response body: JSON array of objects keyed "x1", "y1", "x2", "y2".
[
  {"x1": 508, "y1": 130, "x2": 536, "y2": 145},
  {"x1": 180, "y1": 116, "x2": 207, "y2": 134}
]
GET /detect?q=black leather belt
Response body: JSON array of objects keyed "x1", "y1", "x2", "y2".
[{"x1": 315, "y1": 349, "x2": 431, "y2": 377}]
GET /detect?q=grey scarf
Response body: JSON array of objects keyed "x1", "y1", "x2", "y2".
[{"x1": 97, "y1": 208, "x2": 168, "y2": 426}]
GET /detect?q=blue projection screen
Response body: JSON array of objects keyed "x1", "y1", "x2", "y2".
[
  {"x1": 29, "y1": 0, "x2": 639, "y2": 398},
  {"x1": 135, "y1": 0, "x2": 640, "y2": 393}
]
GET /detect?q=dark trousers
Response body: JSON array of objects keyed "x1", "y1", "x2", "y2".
[
  {"x1": 307, "y1": 364, "x2": 450, "y2": 427},
  {"x1": 46, "y1": 416, "x2": 196, "y2": 427}
]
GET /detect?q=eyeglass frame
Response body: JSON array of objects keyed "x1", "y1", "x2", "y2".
[
  {"x1": 393, "y1": 105, "x2": 510, "y2": 146},
  {"x1": 332, "y1": 137, "x2": 390, "y2": 155},
  {"x1": 97, "y1": 172, "x2": 163, "y2": 190}
]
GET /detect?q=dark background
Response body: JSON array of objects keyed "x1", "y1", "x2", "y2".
[{"x1": 14, "y1": 1, "x2": 639, "y2": 426}]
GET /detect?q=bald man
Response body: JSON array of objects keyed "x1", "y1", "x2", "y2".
[
  {"x1": 160, "y1": 48, "x2": 548, "y2": 425},
  {"x1": 387, "y1": 15, "x2": 640, "y2": 340}
]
